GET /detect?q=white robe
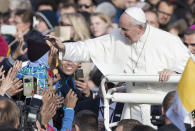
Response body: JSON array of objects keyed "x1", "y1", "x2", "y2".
[
  {"x1": 59, "y1": 24, "x2": 190, "y2": 75},
  {"x1": 59, "y1": 24, "x2": 191, "y2": 125}
]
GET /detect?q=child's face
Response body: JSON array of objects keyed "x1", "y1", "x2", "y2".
[{"x1": 59, "y1": 60, "x2": 80, "y2": 75}]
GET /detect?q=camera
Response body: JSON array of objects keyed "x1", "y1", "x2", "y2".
[
  {"x1": 150, "y1": 105, "x2": 165, "y2": 128},
  {"x1": 17, "y1": 95, "x2": 42, "y2": 131}
]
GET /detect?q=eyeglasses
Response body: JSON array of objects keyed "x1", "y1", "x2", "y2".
[
  {"x1": 59, "y1": 21, "x2": 73, "y2": 27},
  {"x1": 78, "y1": 4, "x2": 92, "y2": 9},
  {"x1": 158, "y1": 10, "x2": 172, "y2": 17}
]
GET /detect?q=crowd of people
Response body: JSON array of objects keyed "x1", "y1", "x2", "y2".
[{"x1": 0, "y1": 0, "x2": 195, "y2": 131}]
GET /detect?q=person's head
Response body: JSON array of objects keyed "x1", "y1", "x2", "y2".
[
  {"x1": 59, "y1": 13, "x2": 90, "y2": 41},
  {"x1": 145, "y1": 10, "x2": 159, "y2": 28},
  {"x1": 9, "y1": 0, "x2": 32, "y2": 11},
  {"x1": 119, "y1": 7, "x2": 147, "y2": 43},
  {"x1": 0, "y1": 36, "x2": 8, "y2": 63},
  {"x1": 161, "y1": 91, "x2": 176, "y2": 124},
  {"x1": 77, "y1": 0, "x2": 96, "y2": 13},
  {"x1": 148, "y1": 0, "x2": 160, "y2": 5},
  {"x1": 35, "y1": 0, "x2": 57, "y2": 11},
  {"x1": 111, "y1": 0, "x2": 127, "y2": 9},
  {"x1": 90, "y1": 13, "x2": 111, "y2": 37},
  {"x1": 0, "y1": 98, "x2": 20, "y2": 128},
  {"x1": 73, "y1": 110, "x2": 98, "y2": 131},
  {"x1": 157, "y1": 0, "x2": 174, "y2": 25},
  {"x1": 15, "y1": 10, "x2": 34, "y2": 33},
  {"x1": 95, "y1": 2, "x2": 117, "y2": 20},
  {"x1": 131, "y1": 125, "x2": 156, "y2": 131},
  {"x1": 59, "y1": 60, "x2": 80, "y2": 75},
  {"x1": 183, "y1": 25, "x2": 195, "y2": 55},
  {"x1": 59, "y1": 3, "x2": 77, "y2": 16},
  {"x1": 167, "y1": 19, "x2": 188, "y2": 36},
  {"x1": 125, "y1": 0, "x2": 140, "y2": 9},
  {"x1": 115, "y1": 119, "x2": 142, "y2": 131},
  {"x1": 8, "y1": 0, "x2": 32, "y2": 26},
  {"x1": 35, "y1": 10, "x2": 58, "y2": 34}
]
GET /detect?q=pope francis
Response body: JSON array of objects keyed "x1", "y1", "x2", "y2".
[{"x1": 47, "y1": 7, "x2": 191, "y2": 126}]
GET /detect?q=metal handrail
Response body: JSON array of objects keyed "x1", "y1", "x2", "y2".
[{"x1": 101, "y1": 75, "x2": 181, "y2": 131}]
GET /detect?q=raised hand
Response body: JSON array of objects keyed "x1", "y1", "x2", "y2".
[
  {"x1": 75, "y1": 78, "x2": 91, "y2": 97},
  {"x1": 7, "y1": 78, "x2": 23, "y2": 96},
  {"x1": 41, "y1": 102, "x2": 57, "y2": 125},
  {"x1": 0, "y1": 68, "x2": 16, "y2": 95},
  {"x1": 64, "y1": 89, "x2": 78, "y2": 109},
  {"x1": 55, "y1": 94, "x2": 64, "y2": 108},
  {"x1": 12, "y1": 35, "x2": 28, "y2": 60}
]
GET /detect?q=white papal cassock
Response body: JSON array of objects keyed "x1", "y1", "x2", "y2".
[{"x1": 59, "y1": 24, "x2": 191, "y2": 126}]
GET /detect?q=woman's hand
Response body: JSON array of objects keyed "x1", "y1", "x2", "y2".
[{"x1": 75, "y1": 78, "x2": 91, "y2": 97}]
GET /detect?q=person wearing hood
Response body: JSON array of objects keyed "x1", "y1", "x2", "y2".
[{"x1": 35, "y1": 10, "x2": 58, "y2": 36}]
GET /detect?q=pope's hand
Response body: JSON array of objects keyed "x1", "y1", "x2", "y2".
[
  {"x1": 45, "y1": 35, "x2": 65, "y2": 54},
  {"x1": 158, "y1": 69, "x2": 177, "y2": 82}
]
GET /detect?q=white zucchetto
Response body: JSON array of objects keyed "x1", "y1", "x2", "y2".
[{"x1": 125, "y1": 7, "x2": 146, "y2": 23}]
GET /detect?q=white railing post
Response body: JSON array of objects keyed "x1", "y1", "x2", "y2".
[{"x1": 101, "y1": 75, "x2": 182, "y2": 131}]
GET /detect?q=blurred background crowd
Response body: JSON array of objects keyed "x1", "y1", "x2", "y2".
[{"x1": 0, "y1": 0, "x2": 194, "y2": 131}]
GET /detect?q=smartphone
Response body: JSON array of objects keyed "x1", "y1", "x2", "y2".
[
  {"x1": 74, "y1": 68, "x2": 84, "y2": 81},
  {"x1": 54, "y1": 26, "x2": 71, "y2": 42},
  {"x1": 0, "y1": 25, "x2": 17, "y2": 35},
  {"x1": 23, "y1": 76, "x2": 37, "y2": 96}
]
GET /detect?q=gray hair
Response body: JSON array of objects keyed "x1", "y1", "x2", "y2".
[{"x1": 130, "y1": 16, "x2": 147, "y2": 29}]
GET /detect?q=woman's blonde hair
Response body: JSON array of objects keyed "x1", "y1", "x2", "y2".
[
  {"x1": 90, "y1": 13, "x2": 112, "y2": 25},
  {"x1": 60, "y1": 13, "x2": 90, "y2": 41}
]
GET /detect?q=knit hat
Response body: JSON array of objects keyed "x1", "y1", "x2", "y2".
[
  {"x1": 27, "y1": 39, "x2": 50, "y2": 62},
  {"x1": 36, "y1": 10, "x2": 58, "y2": 30},
  {"x1": 0, "y1": 36, "x2": 8, "y2": 57}
]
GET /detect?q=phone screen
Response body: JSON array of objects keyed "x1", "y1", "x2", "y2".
[{"x1": 75, "y1": 69, "x2": 84, "y2": 81}]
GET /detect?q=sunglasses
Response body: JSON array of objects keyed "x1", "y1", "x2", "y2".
[{"x1": 79, "y1": 4, "x2": 92, "y2": 9}]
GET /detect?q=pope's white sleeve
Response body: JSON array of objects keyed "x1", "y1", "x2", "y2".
[{"x1": 59, "y1": 41, "x2": 91, "y2": 62}]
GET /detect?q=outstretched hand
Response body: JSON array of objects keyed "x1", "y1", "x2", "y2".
[{"x1": 45, "y1": 35, "x2": 65, "y2": 53}]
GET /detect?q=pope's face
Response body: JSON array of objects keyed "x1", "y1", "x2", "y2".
[
  {"x1": 184, "y1": 34, "x2": 195, "y2": 55},
  {"x1": 59, "y1": 60, "x2": 80, "y2": 75},
  {"x1": 119, "y1": 13, "x2": 141, "y2": 43}
]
